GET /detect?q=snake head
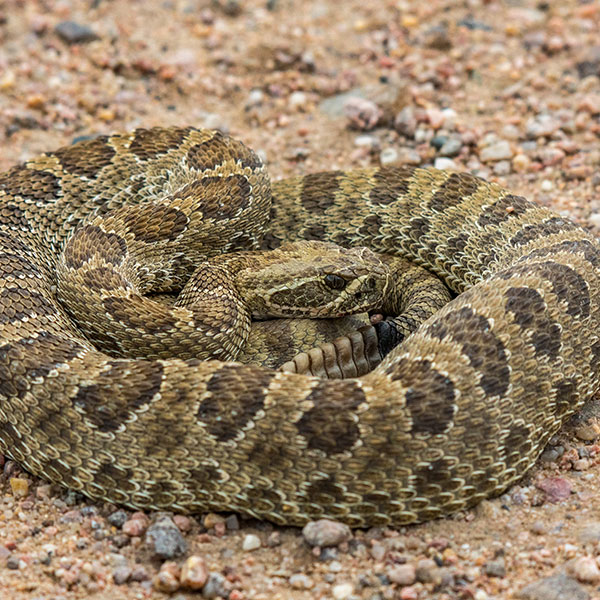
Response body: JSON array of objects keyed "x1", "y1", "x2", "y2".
[{"x1": 239, "y1": 240, "x2": 391, "y2": 319}]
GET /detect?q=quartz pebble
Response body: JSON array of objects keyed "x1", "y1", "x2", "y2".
[
  {"x1": 180, "y1": 556, "x2": 208, "y2": 590},
  {"x1": 242, "y1": 534, "x2": 261, "y2": 551},
  {"x1": 302, "y1": 520, "x2": 352, "y2": 547}
]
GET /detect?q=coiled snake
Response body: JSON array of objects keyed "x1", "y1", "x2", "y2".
[{"x1": 0, "y1": 126, "x2": 598, "y2": 527}]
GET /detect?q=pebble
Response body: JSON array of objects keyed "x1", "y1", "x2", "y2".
[
  {"x1": 354, "y1": 135, "x2": 379, "y2": 150},
  {"x1": 571, "y1": 556, "x2": 600, "y2": 583},
  {"x1": 512, "y1": 154, "x2": 531, "y2": 172},
  {"x1": 122, "y1": 513, "x2": 149, "y2": 537},
  {"x1": 108, "y1": 510, "x2": 129, "y2": 529},
  {"x1": 289, "y1": 573, "x2": 315, "y2": 589},
  {"x1": 439, "y1": 137, "x2": 462, "y2": 157},
  {"x1": 536, "y1": 476, "x2": 572, "y2": 503},
  {"x1": 332, "y1": 583, "x2": 354, "y2": 599},
  {"x1": 485, "y1": 557, "x2": 506, "y2": 577},
  {"x1": 113, "y1": 565, "x2": 131, "y2": 585},
  {"x1": 9, "y1": 478, "x2": 29, "y2": 499},
  {"x1": 343, "y1": 97, "x2": 383, "y2": 130},
  {"x1": 395, "y1": 106, "x2": 417, "y2": 137},
  {"x1": 370, "y1": 543, "x2": 386, "y2": 561},
  {"x1": 415, "y1": 558, "x2": 439, "y2": 584},
  {"x1": 319, "y1": 89, "x2": 365, "y2": 117},
  {"x1": 203, "y1": 513, "x2": 225, "y2": 529},
  {"x1": 242, "y1": 534, "x2": 261, "y2": 551},
  {"x1": 154, "y1": 561, "x2": 180, "y2": 593},
  {"x1": 517, "y1": 573, "x2": 589, "y2": 600},
  {"x1": 493, "y1": 160, "x2": 512, "y2": 175},
  {"x1": 525, "y1": 114, "x2": 561, "y2": 139},
  {"x1": 434, "y1": 157, "x2": 457, "y2": 170},
  {"x1": 387, "y1": 564, "x2": 416, "y2": 586},
  {"x1": 180, "y1": 556, "x2": 208, "y2": 590},
  {"x1": 479, "y1": 140, "x2": 513, "y2": 162},
  {"x1": 302, "y1": 520, "x2": 352, "y2": 547},
  {"x1": 289, "y1": 91, "x2": 308, "y2": 110},
  {"x1": 202, "y1": 572, "x2": 229, "y2": 599},
  {"x1": 379, "y1": 148, "x2": 399, "y2": 166},
  {"x1": 246, "y1": 89, "x2": 264, "y2": 108},
  {"x1": 145, "y1": 516, "x2": 187, "y2": 559},
  {"x1": 55, "y1": 21, "x2": 99, "y2": 44}
]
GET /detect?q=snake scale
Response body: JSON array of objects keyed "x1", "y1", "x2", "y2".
[{"x1": 1, "y1": 126, "x2": 599, "y2": 527}]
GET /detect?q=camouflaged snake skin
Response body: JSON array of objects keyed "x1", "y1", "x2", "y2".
[{"x1": 1, "y1": 126, "x2": 599, "y2": 527}]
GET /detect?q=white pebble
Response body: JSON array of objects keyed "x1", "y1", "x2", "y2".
[
  {"x1": 434, "y1": 157, "x2": 457, "y2": 170},
  {"x1": 332, "y1": 583, "x2": 354, "y2": 599},
  {"x1": 242, "y1": 534, "x2": 261, "y2": 551},
  {"x1": 540, "y1": 179, "x2": 554, "y2": 191},
  {"x1": 354, "y1": 135, "x2": 378, "y2": 148},
  {"x1": 379, "y1": 147, "x2": 399, "y2": 166},
  {"x1": 289, "y1": 91, "x2": 307, "y2": 109},
  {"x1": 479, "y1": 140, "x2": 513, "y2": 162}
]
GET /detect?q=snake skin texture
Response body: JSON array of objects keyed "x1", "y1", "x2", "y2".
[{"x1": 1, "y1": 126, "x2": 599, "y2": 527}]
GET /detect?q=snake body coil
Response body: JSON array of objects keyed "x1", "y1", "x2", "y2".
[{"x1": 0, "y1": 126, "x2": 598, "y2": 526}]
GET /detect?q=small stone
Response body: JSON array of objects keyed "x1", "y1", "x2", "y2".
[
  {"x1": 180, "y1": 556, "x2": 208, "y2": 590},
  {"x1": 517, "y1": 573, "x2": 589, "y2": 600},
  {"x1": 493, "y1": 160, "x2": 511, "y2": 175},
  {"x1": 370, "y1": 543, "x2": 386, "y2": 561},
  {"x1": 354, "y1": 135, "x2": 379, "y2": 150},
  {"x1": 9, "y1": 478, "x2": 29, "y2": 499},
  {"x1": 154, "y1": 561, "x2": 180, "y2": 593},
  {"x1": 332, "y1": 583, "x2": 354, "y2": 599},
  {"x1": 380, "y1": 148, "x2": 399, "y2": 166},
  {"x1": 122, "y1": 516, "x2": 147, "y2": 537},
  {"x1": 395, "y1": 106, "x2": 417, "y2": 137},
  {"x1": 530, "y1": 521, "x2": 547, "y2": 535},
  {"x1": 536, "y1": 477, "x2": 572, "y2": 503},
  {"x1": 55, "y1": 21, "x2": 99, "y2": 44},
  {"x1": 434, "y1": 157, "x2": 457, "y2": 170},
  {"x1": 242, "y1": 534, "x2": 261, "y2": 551},
  {"x1": 6, "y1": 556, "x2": 20, "y2": 570},
  {"x1": 173, "y1": 515, "x2": 192, "y2": 532},
  {"x1": 578, "y1": 522, "x2": 600, "y2": 543},
  {"x1": 344, "y1": 97, "x2": 383, "y2": 130},
  {"x1": 525, "y1": 114, "x2": 561, "y2": 139},
  {"x1": 512, "y1": 154, "x2": 531, "y2": 172},
  {"x1": 538, "y1": 147, "x2": 565, "y2": 166},
  {"x1": 571, "y1": 556, "x2": 600, "y2": 583},
  {"x1": 246, "y1": 89, "x2": 264, "y2": 108},
  {"x1": 540, "y1": 179, "x2": 554, "y2": 192},
  {"x1": 202, "y1": 572, "x2": 229, "y2": 599},
  {"x1": 108, "y1": 510, "x2": 128, "y2": 529},
  {"x1": 146, "y1": 516, "x2": 187, "y2": 559},
  {"x1": 388, "y1": 564, "x2": 417, "y2": 586},
  {"x1": 480, "y1": 140, "x2": 513, "y2": 162},
  {"x1": 289, "y1": 573, "x2": 315, "y2": 589},
  {"x1": 289, "y1": 91, "x2": 308, "y2": 110},
  {"x1": 439, "y1": 137, "x2": 462, "y2": 157},
  {"x1": 302, "y1": 520, "x2": 352, "y2": 547},
  {"x1": 130, "y1": 565, "x2": 150, "y2": 582},
  {"x1": 203, "y1": 513, "x2": 225, "y2": 529},
  {"x1": 225, "y1": 515, "x2": 240, "y2": 530},
  {"x1": 485, "y1": 558, "x2": 506, "y2": 577},
  {"x1": 415, "y1": 558, "x2": 439, "y2": 583},
  {"x1": 113, "y1": 566, "x2": 131, "y2": 585}
]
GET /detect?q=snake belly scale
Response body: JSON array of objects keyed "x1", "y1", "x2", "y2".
[{"x1": 0, "y1": 126, "x2": 599, "y2": 527}]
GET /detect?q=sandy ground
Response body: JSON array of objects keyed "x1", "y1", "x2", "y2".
[{"x1": 1, "y1": 0, "x2": 600, "y2": 598}]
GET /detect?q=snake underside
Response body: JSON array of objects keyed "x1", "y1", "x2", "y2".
[{"x1": 1, "y1": 126, "x2": 599, "y2": 527}]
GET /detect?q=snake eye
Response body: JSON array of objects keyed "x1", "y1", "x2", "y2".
[{"x1": 324, "y1": 274, "x2": 347, "y2": 290}]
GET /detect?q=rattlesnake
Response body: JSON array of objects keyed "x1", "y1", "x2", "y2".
[{"x1": 1, "y1": 126, "x2": 599, "y2": 527}]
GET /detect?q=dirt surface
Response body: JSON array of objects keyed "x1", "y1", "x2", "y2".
[{"x1": 2, "y1": 0, "x2": 600, "y2": 598}]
